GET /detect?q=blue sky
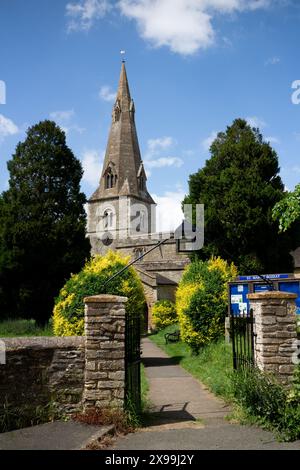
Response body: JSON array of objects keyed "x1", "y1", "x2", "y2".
[{"x1": 0, "y1": 0, "x2": 300, "y2": 230}]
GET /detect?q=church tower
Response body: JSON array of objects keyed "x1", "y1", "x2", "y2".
[{"x1": 87, "y1": 62, "x2": 156, "y2": 254}]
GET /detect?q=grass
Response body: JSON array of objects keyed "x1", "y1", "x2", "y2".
[
  {"x1": 0, "y1": 400, "x2": 62, "y2": 433},
  {"x1": 0, "y1": 319, "x2": 53, "y2": 337},
  {"x1": 141, "y1": 363, "x2": 150, "y2": 410},
  {"x1": 150, "y1": 324, "x2": 233, "y2": 400}
]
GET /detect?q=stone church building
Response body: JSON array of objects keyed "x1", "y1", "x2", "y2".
[
  {"x1": 86, "y1": 61, "x2": 300, "y2": 328},
  {"x1": 87, "y1": 62, "x2": 190, "y2": 328}
]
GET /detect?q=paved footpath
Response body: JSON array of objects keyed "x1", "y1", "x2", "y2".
[
  {"x1": 0, "y1": 421, "x2": 114, "y2": 450},
  {"x1": 113, "y1": 338, "x2": 300, "y2": 450}
]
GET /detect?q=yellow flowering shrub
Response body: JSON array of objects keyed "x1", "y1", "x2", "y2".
[
  {"x1": 53, "y1": 250, "x2": 146, "y2": 336},
  {"x1": 208, "y1": 256, "x2": 238, "y2": 303},
  {"x1": 176, "y1": 257, "x2": 237, "y2": 354},
  {"x1": 152, "y1": 300, "x2": 177, "y2": 331},
  {"x1": 208, "y1": 256, "x2": 238, "y2": 279}
]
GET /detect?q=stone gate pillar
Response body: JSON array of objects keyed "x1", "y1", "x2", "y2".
[
  {"x1": 247, "y1": 291, "x2": 298, "y2": 385},
  {"x1": 83, "y1": 294, "x2": 127, "y2": 409}
]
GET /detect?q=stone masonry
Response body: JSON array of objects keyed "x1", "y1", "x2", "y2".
[
  {"x1": 83, "y1": 294, "x2": 127, "y2": 409},
  {"x1": 0, "y1": 337, "x2": 85, "y2": 414},
  {"x1": 86, "y1": 62, "x2": 190, "y2": 331},
  {"x1": 248, "y1": 291, "x2": 298, "y2": 385},
  {"x1": 0, "y1": 296, "x2": 129, "y2": 418}
]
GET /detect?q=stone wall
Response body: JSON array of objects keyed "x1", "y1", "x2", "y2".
[
  {"x1": 0, "y1": 295, "x2": 137, "y2": 422},
  {"x1": 118, "y1": 238, "x2": 189, "y2": 330},
  {"x1": 116, "y1": 235, "x2": 190, "y2": 264},
  {"x1": 248, "y1": 291, "x2": 298, "y2": 385},
  {"x1": 157, "y1": 285, "x2": 177, "y2": 303},
  {"x1": 83, "y1": 295, "x2": 126, "y2": 410},
  {"x1": 0, "y1": 337, "x2": 85, "y2": 414}
]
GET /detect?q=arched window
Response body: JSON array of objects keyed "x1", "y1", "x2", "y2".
[
  {"x1": 103, "y1": 209, "x2": 114, "y2": 229},
  {"x1": 104, "y1": 166, "x2": 117, "y2": 189},
  {"x1": 138, "y1": 176, "x2": 145, "y2": 191}
]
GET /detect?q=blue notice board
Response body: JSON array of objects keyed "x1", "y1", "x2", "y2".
[
  {"x1": 278, "y1": 282, "x2": 300, "y2": 315},
  {"x1": 229, "y1": 283, "x2": 249, "y2": 315},
  {"x1": 253, "y1": 284, "x2": 273, "y2": 293},
  {"x1": 229, "y1": 275, "x2": 300, "y2": 316}
]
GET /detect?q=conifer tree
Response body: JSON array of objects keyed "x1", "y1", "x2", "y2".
[
  {"x1": 0, "y1": 120, "x2": 90, "y2": 324},
  {"x1": 184, "y1": 119, "x2": 299, "y2": 273}
]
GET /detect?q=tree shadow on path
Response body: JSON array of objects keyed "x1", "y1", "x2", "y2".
[{"x1": 142, "y1": 356, "x2": 184, "y2": 367}]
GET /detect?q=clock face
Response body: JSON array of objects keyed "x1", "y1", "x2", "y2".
[{"x1": 101, "y1": 232, "x2": 113, "y2": 246}]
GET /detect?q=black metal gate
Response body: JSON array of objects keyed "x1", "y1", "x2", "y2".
[
  {"x1": 230, "y1": 308, "x2": 255, "y2": 370},
  {"x1": 125, "y1": 312, "x2": 141, "y2": 413}
]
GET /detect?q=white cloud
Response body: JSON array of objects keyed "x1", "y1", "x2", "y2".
[
  {"x1": 246, "y1": 116, "x2": 267, "y2": 129},
  {"x1": 99, "y1": 85, "x2": 117, "y2": 102},
  {"x1": 143, "y1": 135, "x2": 183, "y2": 174},
  {"x1": 147, "y1": 136, "x2": 174, "y2": 151},
  {"x1": 153, "y1": 189, "x2": 186, "y2": 232},
  {"x1": 65, "y1": 0, "x2": 272, "y2": 54},
  {"x1": 202, "y1": 130, "x2": 218, "y2": 151},
  {"x1": 49, "y1": 110, "x2": 85, "y2": 135},
  {"x1": 118, "y1": 0, "x2": 271, "y2": 55},
  {"x1": 49, "y1": 110, "x2": 75, "y2": 121},
  {"x1": 118, "y1": 0, "x2": 214, "y2": 55},
  {"x1": 265, "y1": 56, "x2": 280, "y2": 66},
  {"x1": 0, "y1": 80, "x2": 6, "y2": 105},
  {"x1": 183, "y1": 149, "x2": 195, "y2": 157},
  {"x1": 61, "y1": 124, "x2": 86, "y2": 135},
  {"x1": 145, "y1": 156, "x2": 183, "y2": 169},
  {"x1": 66, "y1": 0, "x2": 110, "y2": 32},
  {"x1": 265, "y1": 136, "x2": 280, "y2": 144},
  {"x1": 0, "y1": 114, "x2": 19, "y2": 140},
  {"x1": 82, "y1": 149, "x2": 104, "y2": 187}
]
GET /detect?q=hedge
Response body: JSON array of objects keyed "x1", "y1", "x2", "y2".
[{"x1": 53, "y1": 251, "x2": 146, "y2": 336}]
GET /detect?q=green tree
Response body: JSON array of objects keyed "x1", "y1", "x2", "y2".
[
  {"x1": 272, "y1": 183, "x2": 300, "y2": 232},
  {"x1": 184, "y1": 119, "x2": 298, "y2": 273},
  {"x1": 0, "y1": 120, "x2": 90, "y2": 324}
]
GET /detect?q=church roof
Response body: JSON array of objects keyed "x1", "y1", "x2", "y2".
[{"x1": 89, "y1": 62, "x2": 155, "y2": 205}]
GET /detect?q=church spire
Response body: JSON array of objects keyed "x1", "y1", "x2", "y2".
[
  {"x1": 117, "y1": 61, "x2": 131, "y2": 108},
  {"x1": 90, "y1": 61, "x2": 155, "y2": 205}
]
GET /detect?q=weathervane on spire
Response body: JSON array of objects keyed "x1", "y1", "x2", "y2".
[{"x1": 120, "y1": 50, "x2": 126, "y2": 62}]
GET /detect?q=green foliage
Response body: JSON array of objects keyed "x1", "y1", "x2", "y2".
[
  {"x1": 0, "y1": 399, "x2": 62, "y2": 433},
  {"x1": 231, "y1": 367, "x2": 300, "y2": 441},
  {"x1": 273, "y1": 183, "x2": 300, "y2": 232},
  {"x1": 152, "y1": 300, "x2": 177, "y2": 331},
  {"x1": 53, "y1": 251, "x2": 146, "y2": 336},
  {"x1": 141, "y1": 363, "x2": 151, "y2": 412},
  {"x1": 0, "y1": 121, "x2": 90, "y2": 324},
  {"x1": 0, "y1": 319, "x2": 53, "y2": 337},
  {"x1": 288, "y1": 364, "x2": 300, "y2": 405},
  {"x1": 231, "y1": 368, "x2": 286, "y2": 424},
  {"x1": 184, "y1": 118, "x2": 299, "y2": 273},
  {"x1": 176, "y1": 257, "x2": 237, "y2": 354}
]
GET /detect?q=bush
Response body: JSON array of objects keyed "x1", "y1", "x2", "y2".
[
  {"x1": 152, "y1": 300, "x2": 177, "y2": 331},
  {"x1": 176, "y1": 256, "x2": 237, "y2": 354},
  {"x1": 231, "y1": 366, "x2": 300, "y2": 441},
  {"x1": 53, "y1": 251, "x2": 146, "y2": 336},
  {"x1": 0, "y1": 400, "x2": 61, "y2": 433},
  {"x1": 231, "y1": 367, "x2": 286, "y2": 424}
]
